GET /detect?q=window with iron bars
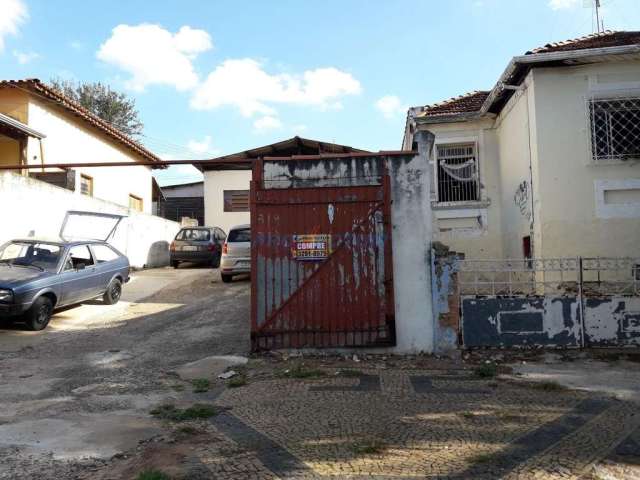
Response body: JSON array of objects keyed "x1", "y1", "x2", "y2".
[
  {"x1": 589, "y1": 97, "x2": 640, "y2": 162},
  {"x1": 436, "y1": 143, "x2": 479, "y2": 203}
]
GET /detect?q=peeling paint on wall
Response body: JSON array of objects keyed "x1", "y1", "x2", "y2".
[{"x1": 461, "y1": 296, "x2": 581, "y2": 348}]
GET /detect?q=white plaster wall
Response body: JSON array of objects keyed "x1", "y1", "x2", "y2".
[
  {"x1": 531, "y1": 61, "x2": 640, "y2": 258},
  {"x1": 25, "y1": 98, "x2": 153, "y2": 213},
  {"x1": 494, "y1": 73, "x2": 539, "y2": 259},
  {"x1": 415, "y1": 119, "x2": 505, "y2": 259},
  {"x1": 0, "y1": 172, "x2": 180, "y2": 268},
  {"x1": 204, "y1": 170, "x2": 252, "y2": 235},
  {"x1": 387, "y1": 132, "x2": 436, "y2": 353}
]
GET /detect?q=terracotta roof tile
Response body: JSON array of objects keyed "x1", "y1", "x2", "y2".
[
  {"x1": 418, "y1": 91, "x2": 490, "y2": 118},
  {"x1": 0, "y1": 79, "x2": 160, "y2": 163},
  {"x1": 526, "y1": 30, "x2": 640, "y2": 55}
]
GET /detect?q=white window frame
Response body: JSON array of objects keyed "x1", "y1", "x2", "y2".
[{"x1": 433, "y1": 138, "x2": 481, "y2": 206}]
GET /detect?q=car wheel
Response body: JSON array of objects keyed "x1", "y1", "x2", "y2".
[
  {"x1": 25, "y1": 296, "x2": 53, "y2": 331},
  {"x1": 103, "y1": 278, "x2": 123, "y2": 305},
  {"x1": 221, "y1": 273, "x2": 233, "y2": 283},
  {"x1": 212, "y1": 256, "x2": 221, "y2": 268},
  {"x1": 171, "y1": 261, "x2": 180, "y2": 269}
]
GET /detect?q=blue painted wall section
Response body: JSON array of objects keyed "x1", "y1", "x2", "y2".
[
  {"x1": 431, "y1": 246, "x2": 462, "y2": 354},
  {"x1": 461, "y1": 296, "x2": 582, "y2": 348}
]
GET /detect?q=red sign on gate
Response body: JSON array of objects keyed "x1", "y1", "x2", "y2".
[{"x1": 292, "y1": 234, "x2": 331, "y2": 261}]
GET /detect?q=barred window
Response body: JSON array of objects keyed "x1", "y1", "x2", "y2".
[
  {"x1": 436, "y1": 143, "x2": 479, "y2": 203},
  {"x1": 223, "y1": 190, "x2": 250, "y2": 212},
  {"x1": 590, "y1": 97, "x2": 640, "y2": 162}
]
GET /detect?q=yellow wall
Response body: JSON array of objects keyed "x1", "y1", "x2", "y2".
[
  {"x1": 531, "y1": 61, "x2": 640, "y2": 258},
  {"x1": 415, "y1": 118, "x2": 505, "y2": 259},
  {"x1": 0, "y1": 135, "x2": 20, "y2": 165},
  {"x1": 0, "y1": 89, "x2": 28, "y2": 123}
]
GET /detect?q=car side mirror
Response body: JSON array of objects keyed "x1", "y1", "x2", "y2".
[{"x1": 76, "y1": 263, "x2": 85, "y2": 271}]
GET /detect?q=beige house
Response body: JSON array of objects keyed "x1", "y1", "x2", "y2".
[
  {"x1": 0, "y1": 79, "x2": 160, "y2": 213},
  {"x1": 403, "y1": 30, "x2": 640, "y2": 260}
]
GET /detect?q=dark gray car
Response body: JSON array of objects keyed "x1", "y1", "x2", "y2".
[
  {"x1": 0, "y1": 212, "x2": 130, "y2": 331},
  {"x1": 170, "y1": 227, "x2": 226, "y2": 268}
]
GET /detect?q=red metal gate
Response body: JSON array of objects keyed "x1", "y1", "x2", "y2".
[{"x1": 250, "y1": 157, "x2": 395, "y2": 350}]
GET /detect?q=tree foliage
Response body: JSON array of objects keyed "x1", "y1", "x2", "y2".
[{"x1": 49, "y1": 78, "x2": 144, "y2": 137}]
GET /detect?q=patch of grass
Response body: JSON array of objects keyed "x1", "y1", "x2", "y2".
[
  {"x1": 458, "y1": 411, "x2": 475, "y2": 420},
  {"x1": 276, "y1": 364, "x2": 327, "y2": 379},
  {"x1": 150, "y1": 403, "x2": 220, "y2": 422},
  {"x1": 531, "y1": 381, "x2": 567, "y2": 392},
  {"x1": 227, "y1": 375, "x2": 247, "y2": 388},
  {"x1": 474, "y1": 363, "x2": 497, "y2": 378},
  {"x1": 337, "y1": 369, "x2": 363, "y2": 377},
  {"x1": 170, "y1": 384, "x2": 185, "y2": 392},
  {"x1": 136, "y1": 470, "x2": 170, "y2": 480},
  {"x1": 191, "y1": 378, "x2": 210, "y2": 393},
  {"x1": 351, "y1": 439, "x2": 386, "y2": 455},
  {"x1": 469, "y1": 453, "x2": 494, "y2": 464}
]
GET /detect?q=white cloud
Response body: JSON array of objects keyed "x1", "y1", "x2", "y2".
[
  {"x1": 97, "y1": 24, "x2": 213, "y2": 91},
  {"x1": 0, "y1": 0, "x2": 28, "y2": 52},
  {"x1": 375, "y1": 95, "x2": 407, "y2": 119},
  {"x1": 186, "y1": 135, "x2": 215, "y2": 154},
  {"x1": 191, "y1": 58, "x2": 362, "y2": 116},
  {"x1": 253, "y1": 115, "x2": 283, "y2": 133},
  {"x1": 548, "y1": 0, "x2": 581, "y2": 10},
  {"x1": 13, "y1": 50, "x2": 38, "y2": 64}
]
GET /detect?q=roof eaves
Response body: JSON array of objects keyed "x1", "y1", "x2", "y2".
[
  {"x1": 415, "y1": 111, "x2": 485, "y2": 125},
  {"x1": 480, "y1": 43, "x2": 640, "y2": 116},
  {"x1": 0, "y1": 79, "x2": 162, "y2": 165},
  {"x1": 0, "y1": 111, "x2": 46, "y2": 139}
]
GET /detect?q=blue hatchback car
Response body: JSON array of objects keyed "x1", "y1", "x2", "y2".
[{"x1": 0, "y1": 212, "x2": 130, "y2": 331}]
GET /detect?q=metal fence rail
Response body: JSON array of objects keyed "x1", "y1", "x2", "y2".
[{"x1": 458, "y1": 257, "x2": 639, "y2": 297}]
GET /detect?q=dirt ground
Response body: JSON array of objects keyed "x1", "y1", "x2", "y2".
[{"x1": 0, "y1": 266, "x2": 250, "y2": 479}]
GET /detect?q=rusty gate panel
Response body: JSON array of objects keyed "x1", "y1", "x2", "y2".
[{"x1": 250, "y1": 157, "x2": 395, "y2": 351}]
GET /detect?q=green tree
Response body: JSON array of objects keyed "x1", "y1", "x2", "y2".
[{"x1": 49, "y1": 78, "x2": 144, "y2": 137}]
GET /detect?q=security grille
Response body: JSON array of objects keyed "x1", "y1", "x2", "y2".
[
  {"x1": 589, "y1": 97, "x2": 640, "y2": 162},
  {"x1": 436, "y1": 143, "x2": 479, "y2": 203}
]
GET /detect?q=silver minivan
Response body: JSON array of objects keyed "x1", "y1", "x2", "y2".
[{"x1": 220, "y1": 224, "x2": 250, "y2": 283}]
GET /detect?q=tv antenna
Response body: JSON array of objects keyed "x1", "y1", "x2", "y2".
[{"x1": 584, "y1": 0, "x2": 605, "y2": 33}]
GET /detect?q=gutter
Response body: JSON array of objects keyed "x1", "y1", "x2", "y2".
[{"x1": 415, "y1": 111, "x2": 486, "y2": 125}]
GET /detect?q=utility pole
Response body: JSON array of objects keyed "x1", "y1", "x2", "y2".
[{"x1": 595, "y1": 0, "x2": 601, "y2": 33}]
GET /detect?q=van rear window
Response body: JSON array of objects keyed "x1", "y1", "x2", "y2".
[{"x1": 227, "y1": 228, "x2": 251, "y2": 242}]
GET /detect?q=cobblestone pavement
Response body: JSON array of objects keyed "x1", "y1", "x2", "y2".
[
  {"x1": 91, "y1": 359, "x2": 640, "y2": 479},
  {"x1": 2, "y1": 268, "x2": 639, "y2": 479}
]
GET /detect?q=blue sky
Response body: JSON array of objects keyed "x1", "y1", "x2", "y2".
[{"x1": 1, "y1": 0, "x2": 639, "y2": 185}]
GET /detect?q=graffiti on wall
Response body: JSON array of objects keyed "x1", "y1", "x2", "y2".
[{"x1": 514, "y1": 181, "x2": 531, "y2": 219}]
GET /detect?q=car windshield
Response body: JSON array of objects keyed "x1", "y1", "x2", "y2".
[
  {"x1": 176, "y1": 229, "x2": 210, "y2": 241},
  {"x1": 0, "y1": 242, "x2": 62, "y2": 272},
  {"x1": 228, "y1": 228, "x2": 251, "y2": 243}
]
